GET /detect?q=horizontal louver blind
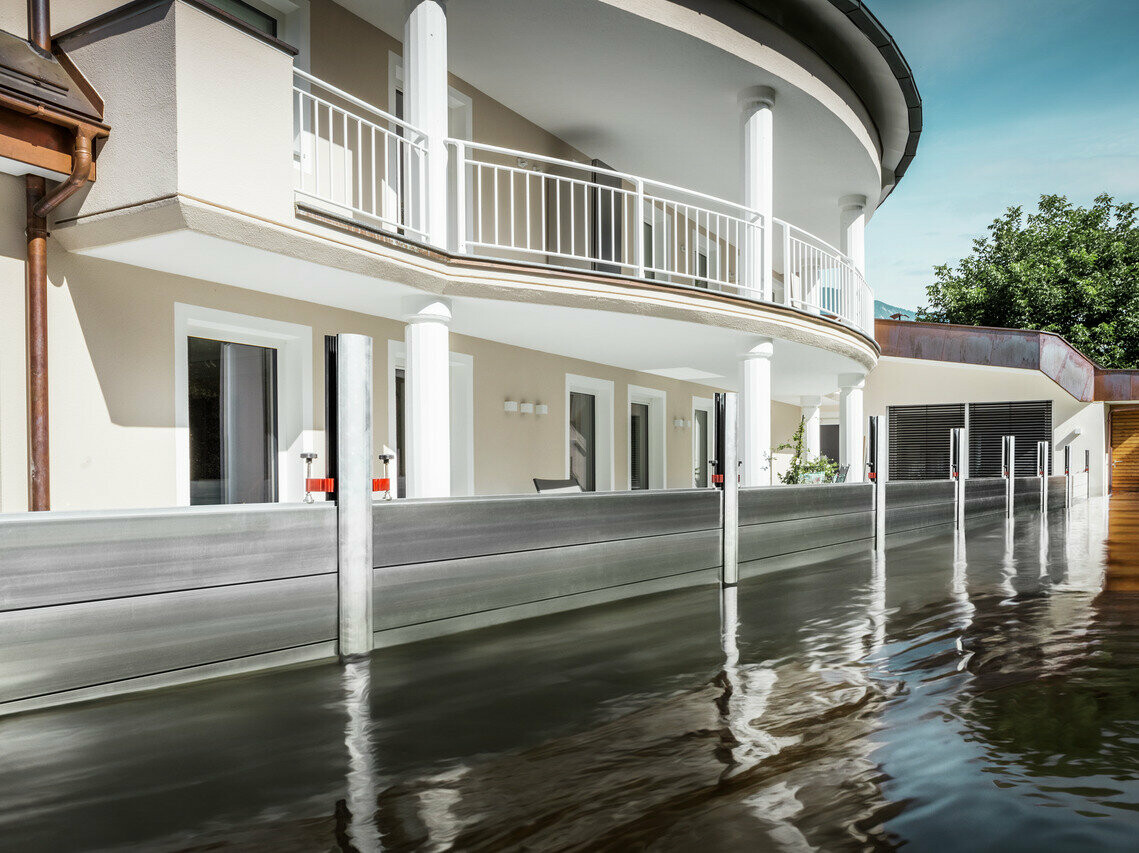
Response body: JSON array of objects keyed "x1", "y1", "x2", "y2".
[
  {"x1": 968, "y1": 401, "x2": 1052, "y2": 477},
  {"x1": 888, "y1": 404, "x2": 965, "y2": 480}
]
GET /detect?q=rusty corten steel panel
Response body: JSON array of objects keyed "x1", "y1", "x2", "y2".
[{"x1": 876, "y1": 319, "x2": 1139, "y2": 402}]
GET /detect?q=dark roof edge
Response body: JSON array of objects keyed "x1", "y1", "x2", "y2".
[
  {"x1": 828, "y1": 1, "x2": 921, "y2": 193},
  {"x1": 56, "y1": 0, "x2": 298, "y2": 57}
]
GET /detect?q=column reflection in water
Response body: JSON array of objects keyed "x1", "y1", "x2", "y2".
[
  {"x1": 1000, "y1": 515, "x2": 1018, "y2": 601},
  {"x1": 341, "y1": 660, "x2": 381, "y2": 853},
  {"x1": 951, "y1": 529, "x2": 975, "y2": 640},
  {"x1": 717, "y1": 586, "x2": 780, "y2": 773},
  {"x1": 868, "y1": 550, "x2": 888, "y2": 655},
  {"x1": 1038, "y1": 509, "x2": 1051, "y2": 583}
]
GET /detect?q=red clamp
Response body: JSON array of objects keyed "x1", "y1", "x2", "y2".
[
  {"x1": 373, "y1": 478, "x2": 391, "y2": 492},
  {"x1": 305, "y1": 477, "x2": 335, "y2": 493}
]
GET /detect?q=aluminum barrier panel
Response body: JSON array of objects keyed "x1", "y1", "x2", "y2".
[
  {"x1": 737, "y1": 483, "x2": 873, "y2": 569},
  {"x1": 1047, "y1": 475, "x2": 1068, "y2": 511},
  {"x1": 371, "y1": 490, "x2": 722, "y2": 634},
  {"x1": 1014, "y1": 476, "x2": 1042, "y2": 511},
  {"x1": 0, "y1": 504, "x2": 338, "y2": 714},
  {"x1": 884, "y1": 480, "x2": 956, "y2": 535},
  {"x1": 964, "y1": 478, "x2": 1007, "y2": 520}
]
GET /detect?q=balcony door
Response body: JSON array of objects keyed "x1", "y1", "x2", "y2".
[
  {"x1": 630, "y1": 402, "x2": 650, "y2": 490},
  {"x1": 188, "y1": 337, "x2": 278, "y2": 505}
]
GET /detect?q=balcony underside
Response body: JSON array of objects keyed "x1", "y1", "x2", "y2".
[{"x1": 53, "y1": 193, "x2": 876, "y2": 398}]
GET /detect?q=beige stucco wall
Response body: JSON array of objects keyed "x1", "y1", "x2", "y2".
[
  {"x1": 863, "y1": 357, "x2": 1108, "y2": 496},
  {"x1": 3, "y1": 175, "x2": 812, "y2": 511}
]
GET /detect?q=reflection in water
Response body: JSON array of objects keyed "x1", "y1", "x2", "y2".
[
  {"x1": 3, "y1": 498, "x2": 1139, "y2": 850},
  {"x1": 341, "y1": 660, "x2": 380, "y2": 853},
  {"x1": 1105, "y1": 493, "x2": 1139, "y2": 591}
]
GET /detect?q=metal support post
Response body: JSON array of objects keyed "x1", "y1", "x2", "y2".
[
  {"x1": 1037, "y1": 440, "x2": 1050, "y2": 514},
  {"x1": 868, "y1": 415, "x2": 885, "y2": 550},
  {"x1": 715, "y1": 392, "x2": 739, "y2": 586},
  {"x1": 950, "y1": 427, "x2": 966, "y2": 529},
  {"x1": 334, "y1": 333, "x2": 374, "y2": 659},
  {"x1": 1002, "y1": 435, "x2": 1015, "y2": 517}
]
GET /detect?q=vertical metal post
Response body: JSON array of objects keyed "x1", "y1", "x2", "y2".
[
  {"x1": 1064, "y1": 444, "x2": 1072, "y2": 508},
  {"x1": 451, "y1": 140, "x2": 466, "y2": 254},
  {"x1": 1085, "y1": 448, "x2": 1091, "y2": 502},
  {"x1": 335, "y1": 333, "x2": 374, "y2": 660},
  {"x1": 868, "y1": 415, "x2": 886, "y2": 550},
  {"x1": 1037, "y1": 440, "x2": 1049, "y2": 514},
  {"x1": 716, "y1": 391, "x2": 739, "y2": 586},
  {"x1": 633, "y1": 178, "x2": 646, "y2": 278},
  {"x1": 1002, "y1": 435, "x2": 1015, "y2": 518},
  {"x1": 950, "y1": 427, "x2": 965, "y2": 529}
]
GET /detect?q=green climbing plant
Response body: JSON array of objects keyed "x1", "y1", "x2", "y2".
[{"x1": 775, "y1": 417, "x2": 837, "y2": 485}]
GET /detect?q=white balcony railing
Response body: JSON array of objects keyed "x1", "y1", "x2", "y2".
[
  {"x1": 449, "y1": 139, "x2": 765, "y2": 298},
  {"x1": 292, "y1": 69, "x2": 430, "y2": 241},
  {"x1": 775, "y1": 220, "x2": 872, "y2": 334},
  {"x1": 290, "y1": 71, "x2": 874, "y2": 336}
]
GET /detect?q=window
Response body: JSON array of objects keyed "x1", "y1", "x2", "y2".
[
  {"x1": 630, "y1": 402, "x2": 649, "y2": 490},
  {"x1": 210, "y1": 0, "x2": 278, "y2": 37},
  {"x1": 968, "y1": 401, "x2": 1052, "y2": 477},
  {"x1": 570, "y1": 391, "x2": 596, "y2": 491},
  {"x1": 821, "y1": 424, "x2": 840, "y2": 464},
  {"x1": 888, "y1": 403, "x2": 966, "y2": 480},
  {"x1": 188, "y1": 337, "x2": 278, "y2": 504},
  {"x1": 394, "y1": 367, "x2": 407, "y2": 497}
]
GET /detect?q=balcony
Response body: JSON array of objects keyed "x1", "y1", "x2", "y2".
[{"x1": 292, "y1": 70, "x2": 874, "y2": 338}]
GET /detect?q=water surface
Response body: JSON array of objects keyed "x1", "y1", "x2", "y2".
[{"x1": 2, "y1": 499, "x2": 1137, "y2": 851}]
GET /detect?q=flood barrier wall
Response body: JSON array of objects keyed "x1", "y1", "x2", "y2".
[{"x1": 0, "y1": 504, "x2": 338, "y2": 716}]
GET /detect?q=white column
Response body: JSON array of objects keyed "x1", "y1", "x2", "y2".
[
  {"x1": 404, "y1": 296, "x2": 451, "y2": 497},
  {"x1": 740, "y1": 337, "x2": 774, "y2": 486},
  {"x1": 838, "y1": 372, "x2": 865, "y2": 483},
  {"x1": 840, "y1": 194, "x2": 871, "y2": 331},
  {"x1": 404, "y1": 0, "x2": 449, "y2": 248},
  {"x1": 741, "y1": 87, "x2": 776, "y2": 300},
  {"x1": 800, "y1": 395, "x2": 822, "y2": 458}
]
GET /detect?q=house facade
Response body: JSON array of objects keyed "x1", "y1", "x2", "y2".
[{"x1": 0, "y1": 0, "x2": 923, "y2": 511}]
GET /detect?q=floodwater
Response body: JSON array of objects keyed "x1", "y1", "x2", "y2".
[{"x1": 2, "y1": 498, "x2": 1138, "y2": 852}]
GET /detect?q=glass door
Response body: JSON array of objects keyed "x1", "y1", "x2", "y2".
[
  {"x1": 188, "y1": 337, "x2": 278, "y2": 505},
  {"x1": 630, "y1": 402, "x2": 649, "y2": 490},
  {"x1": 569, "y1": 391, "x2": 596, "y2": 491}
]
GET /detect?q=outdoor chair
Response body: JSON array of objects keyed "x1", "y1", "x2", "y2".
[
  {"x1": 533, "y1": 477, "x2": 583, "y2": 494},
  {"x1": 833, "y1": 465, "x2": 849, "y2": 483}
]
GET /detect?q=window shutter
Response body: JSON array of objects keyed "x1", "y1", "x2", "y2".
[
  {"x1": 888, "y1": 404, "x2": 965, "y2": 480},
  {"x1": 967, "y1": 401, "x2": 1052, "y2": 477}
]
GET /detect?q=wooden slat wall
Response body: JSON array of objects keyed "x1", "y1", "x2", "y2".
[{"x1": 1111, "y1": 411, "x2": 1139, "y2": 492}]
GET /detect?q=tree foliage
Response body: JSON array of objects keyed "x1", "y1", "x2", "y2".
[{"x1": 916, "y1": 194, "x2": 1139, "y2": 368}]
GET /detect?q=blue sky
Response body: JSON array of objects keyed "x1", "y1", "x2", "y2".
[{"x1": 866, "y1": 0, "x2": 1139, "y2": 309}]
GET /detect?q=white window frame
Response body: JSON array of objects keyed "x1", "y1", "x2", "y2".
[
  {"x1": 565, "y1": 374, "x2": 615, "y2": 491},
  {"x1": 174, "y1": 304, "x2": 314, "y2": 506},
  {"x1": 693, "y1": 232, "x2": 720, "y2": 286},
  {"x1": 387, "y1": 340, "x2": 475, "y2": 497},
  {"x1": 692, "y1": 396, "x2": 715, "y2": 488},
  {"x1": 627, "y1": 385, "x2": 667, "y2": 490}
]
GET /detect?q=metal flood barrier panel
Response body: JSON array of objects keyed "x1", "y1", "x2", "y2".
[
  {"x1": 1047, "y1": 475, "x2": 1068, "y2": 511},
  {"x1": 964, "y1": 478, "x2": 1007, "y2": 519},
  {"x1": 1014, "y1": 476, "x2": 1042, "y2": 510},
  {"x1": 884, "y1": 480, "x2": 956, "y2": 535},
  {"x1": 371, "y1": 490, "x2": 722, "y2": 634},
  {"x1": 737, "y1": 483, "x2": 873, "y2": 572},
  {"x1": 0, "y1": 504, "x2": 338, "y2": 715}
]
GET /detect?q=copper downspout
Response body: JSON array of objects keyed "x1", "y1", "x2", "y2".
[
  {"x1": 22, "y1": 0, "x2": 96, "y2": 510},
  {"x1": 25, "y1": 176, "x2": 49, "y2": 510},
  {"x1": 28, "y1": 0, "x2": 50, "y2": 53}
]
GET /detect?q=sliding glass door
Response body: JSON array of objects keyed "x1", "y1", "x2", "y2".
[{"x1": 188, "y1": 337, "x2": 279, "y2": 505}]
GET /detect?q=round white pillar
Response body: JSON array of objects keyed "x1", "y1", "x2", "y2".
[
  {"x1": 839, "y1": 195, "x2": 867, "y2": 275},
  {"x1": 740, "y1": 337, "x2": 774, "y2": 486},
  {"x1": 800, "y1": 396, "x2": 822, "y2": 459},
  {"x1": 741, "y1": 87, "x2": 776, "y2": 300},
  {"x1": 838, "y1": 372, "x2": 865, "y2": 483},
  {"x1": 404, "y1": 0, "x2": 449, "y2": 248},
  {"x1": 404, "y1": 296, "x2": 451, "y2": 497}
]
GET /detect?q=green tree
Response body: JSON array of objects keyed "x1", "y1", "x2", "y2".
[{"x1": 917, "y1": 194, "x2": 1139, "y2": 368}]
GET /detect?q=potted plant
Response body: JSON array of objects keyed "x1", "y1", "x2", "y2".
[{"x1": 775, "y1": 417, "x2": 837, "y2": 485}]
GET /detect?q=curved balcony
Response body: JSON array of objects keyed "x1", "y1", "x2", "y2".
[{"x1": 292, "y1": 70, "x2": 873, "y2": 338}]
